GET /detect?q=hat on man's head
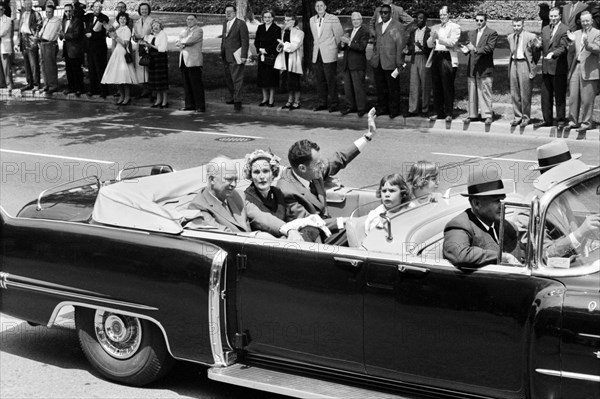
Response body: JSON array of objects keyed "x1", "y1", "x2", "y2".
[
  {"x1": 533, "y1": 158, "x2": 589, "y2": 192},
  {"x1": 534, "y1": 140, "x2": 581, "y2": 171},
  {"x1": 460, "y1": 169, "x2": 513, "y2": 197}
]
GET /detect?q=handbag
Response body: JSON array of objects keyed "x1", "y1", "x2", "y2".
[
  {"x1": 124, "y1": 51, "x2": 133, "y2": 63},
  {"x1": 262, "y1": 54, "x2": 276, "y2": 66},
  {"x1": 139, "y1": 53, "x2": 151, "y2": 67}
]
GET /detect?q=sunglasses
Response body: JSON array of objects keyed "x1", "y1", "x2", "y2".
[
  {"x1": 380, "y1": 11, "x2": 390, "y2": 14},
  {"x1": 476, "y1": 19, "x2": 485, "y2": 22}
]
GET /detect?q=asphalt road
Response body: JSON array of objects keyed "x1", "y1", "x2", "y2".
[{"x1": 0, "y1": 99, "x2": 599, "y2": 398}]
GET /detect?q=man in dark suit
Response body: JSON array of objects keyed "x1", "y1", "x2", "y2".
[
  {"x1": 403, "y1": 10, "x2": 432, "y2": 117},
  {"x1": 187, "y1": 157, "x2": 303, "y2": 240},
  {"x1": 18, "y1": 0, "x2": 42, "y2": 91},
  {"x1": 534, "y1": 7, "x2": 569, "y2": 128},
  {"x1": 462, "y1": 13, "x2": 497, "y2": 125},
  {"x1": 60, "y1": 3, "x2": 85, "y2": 96},
  {"x1": 339, "y1": 12, "x2": 369, "y2": 117},
  {"x1": 443, "y1": 171, "x2": 518, "y2": 269},
  {"x1": 277, "y1": 109, "x2": 377, "y2": 241},
  {"x1": 221, "y1": 4, "x2": 249, "y2": 112},
  {"x1": 370, "y1": 4, "x2": 405, "y2": 119},
  {"x1": 507, "y1": 17, "x2": 541, "y2": 127},
  {"x1": 84, "y1": 1, "x2": 109, "y2": 97}
]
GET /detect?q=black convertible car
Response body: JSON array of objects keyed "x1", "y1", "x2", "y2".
[{"x1": 1, "y1": 161, "x2": 598, "y2": 399}]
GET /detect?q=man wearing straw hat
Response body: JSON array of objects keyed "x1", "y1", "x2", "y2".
[
  {"x1": 516, "y1": 140, "x2": 597, "y2": 259},
  {"x1": 443, "y1": 169, "x2": 519, "y2": 268}
]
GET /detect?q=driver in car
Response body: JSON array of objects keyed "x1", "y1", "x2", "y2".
[{"x1": 443, "y1": 169, "x2": 519, "y2": 268}]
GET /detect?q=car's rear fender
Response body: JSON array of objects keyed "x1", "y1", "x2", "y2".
[{"x1": 0, "y1": 211, "x2": 224, "y2": 365}]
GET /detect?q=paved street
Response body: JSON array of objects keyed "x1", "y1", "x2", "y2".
[{"x1": 1, "y1": 99, "x2": 599, "y2": 398}]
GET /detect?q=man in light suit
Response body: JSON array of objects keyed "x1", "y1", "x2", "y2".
[
  {"x1": 462, "y1": 13, "x2": 497, "y2": 125},
  {"x1": 562, "y1": 1, "x2": 588, "y2": 31},
  {"x1": 403, "y1": 10, "x2": 432, "y2": 117},
  {"x1": 369, "y1": 0, "x2": 413, "y2": 39},
  {"x1": 187, "y1": 157, "x2": 303, "y2": 240},
  {"x1": 567, "y1": 11, "x2": 600, "y2": 133},
  {"x1": 177, "y1": 14, "x2": 205, "y2": 112},
  {"x1": 277, "y1": 109, "x2": 377, "y2": 242},
  {"x1": 59, "y1": 3, "x2": 85, "y2": 96},
  {"x1": 426, "y1": 6, "x2": 461, "y2": 122},
  {"x1": 508, "y1": 18, "x2": 541, "y2": 127},
  {"x1": 443, "y1": 170, "x2": 518, "y2": 269},
  {"x1": 339, "y1": 12, "x2": 369, "y2": 117},
  {"x1": 370, "y1": 4, "x2": 405, "y2": 119},
  {"x1": 220, "y1": 4, "x2": 249, "y2": 112},
  {"x1": 310, "y1": 0, "x2": 343, "y2": 112},
  {"x1": 534, "y1": 7, "x2": 569, "y2": 128}
]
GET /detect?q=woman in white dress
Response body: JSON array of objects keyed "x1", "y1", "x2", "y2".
[
  {"x1": 101, "y1": 12, "x2": 138, "y2": 105},
  {"x1": 132, "y1": 2, "x2": 154, "y2": 97}
]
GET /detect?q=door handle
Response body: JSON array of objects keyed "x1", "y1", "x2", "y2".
[
  {"x1": 397, "y1": 264, "x2": 429, "y2": 275},
  {"x1": 334, "y1": 257, "x2": 364, "y2": 268}
]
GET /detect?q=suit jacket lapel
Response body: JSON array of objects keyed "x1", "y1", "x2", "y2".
[
  {"x1": 228, "y1": 194, "x2": 249, "y2": 230},
  {"x1": 202, "y1": 190, "x2": 243, "y2": 230}
]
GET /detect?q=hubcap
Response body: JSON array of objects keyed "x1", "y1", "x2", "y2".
[{"x1": 94, "y1": 310, "x2": 142, "y2": 359}]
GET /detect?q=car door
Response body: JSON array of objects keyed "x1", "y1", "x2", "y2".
[
  {"x1": 363, "y1": 252, "x2": 562, "y2": 398},
  {"x1": 235, "y1": 238, "x2": 367, "y2": 374}
]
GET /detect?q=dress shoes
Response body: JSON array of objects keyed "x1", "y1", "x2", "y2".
[
  {"x1": 484, "y1": 117, "x2": 493, "y2": 125},
  {"x1": 290, "y1": 102, "x2": 301, "y2": 110},
  {"x1": 196, "y1": 108, "x2": 206, "y2": 113},
  {"x1": 22, "y1": 85, "x2": 33, "y2": 91},
  {"x1": 259, "y1": 101, "x2": 268, "y2": 107},
  {"x1": 520, "y1": 119, "x2": 529, "y2": 128},
  {"x1": 42, "y1": 86, "x2": 49, "y2": 92},
  {"x1": 225, "y1": 99, "x2": 235, "y2": 105},
  {"x1": 281, "y1": 102, "x2": 292, "y2": 110},
  {"x1": 566, "y1": 121, "x2": 579, "y2": 129},
  {"x1": 234, "y1": 102, "x2": 242, "y2": 111},
  {"x1": 533, "y1": 122, "x2": 551, "y2": 129},
  {"x1": 313, "y1": 105, "x2": 328, "y2": 112},
  {"x1": 577, "y1": 124, "x2": 590, "y2": 133},
  {"x1": 180, "y1": 107, "x2": 195, "y2": 111},
  {"x1": 463, "y1": 117, "x2": 478, "y2": 124},
  {"x1": 510, "y1": 119, "x2": 522, "y2": 127},
  {"x1": 151, "y1": 103, "x2": 160, "y2": 108},
  {"x1": 267, "y1": 102, "x2": 274, "y2": 107},
  {"x1": 557, "y1": 121, "x2": 566, "y2": 129},
  {"x1": 121, "y1": 99, "x2": 131, "y2": 106},
  {"x1": 160, "y1": 103, "x2": 169, "y2": 109},
  {"x1": 340, "y1": 108, "x2": 352, "y2": 116}
]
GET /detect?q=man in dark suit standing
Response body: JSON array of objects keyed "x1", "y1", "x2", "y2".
[
  {"x1": 60, "y1": 3, "x2": 85, "y2": 96},
  {"x1": 370, "y1": 4, "x2": 405, "y2": 119},
  {"x1": 535, "y1": 7, "x2": 569, "y2": 128},
  {"x1": 221, "y1": 4, "x2": 249, "y2": 112},
  {"x1": 339, "y1": 12, "x2": 369, "y2": 117},
  {"x1": 443, "y1": 170, "x2": 518, "y2": 269},
  {"x1": 277, "y1": 109, "x2": 377, "y2": 242},
  {"x1": 84, "y1": 1, "x2": 109, "y2": 98},
  {"x1": 404, "y1": 10, "x2": 431, "y2": 117},
  {"x1": 462, "y1": 13, "x2": 498, "y2": 125},
  {"x1": 17, "y1": 0, "x2": 42, "y2": 91}
]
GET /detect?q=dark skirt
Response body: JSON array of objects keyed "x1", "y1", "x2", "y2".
[
  {"x1": 257, "y1": 60, "x2": 279, "y2": 88},
  {"x1": 148, "y1": 51, "x2": 169, "y2": 91},
  {"x1": 282, "y1": 70, "x2": 301, "y2": 92}
]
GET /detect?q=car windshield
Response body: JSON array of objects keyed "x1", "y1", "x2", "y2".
[{"x1": 541, "y1": 175, "x2": 600, "y2": 270}]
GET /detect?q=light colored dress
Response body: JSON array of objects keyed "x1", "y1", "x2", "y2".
[
  {"x1": 101, "y1": 26, "x2": 138, "y2": 85},
  {"x1": 133, "y1": 15, "x2": 154, "y2": 83}
]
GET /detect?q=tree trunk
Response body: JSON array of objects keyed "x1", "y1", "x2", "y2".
[{"x1": 302, "y1": 0, "x2": 314, "y2": 73}]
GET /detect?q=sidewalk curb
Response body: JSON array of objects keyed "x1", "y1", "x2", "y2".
[{"x1": 2, "y1": 88, "x2": 598, "y2": 142}]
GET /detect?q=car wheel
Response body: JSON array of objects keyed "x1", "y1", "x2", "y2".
[{"x1": 75, "y1": 307, "x2": 174, "y2": 386}]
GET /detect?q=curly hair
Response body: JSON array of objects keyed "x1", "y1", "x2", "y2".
[
  {"x1": 116, "y1": 11, "x2": 130, "y2": 26},
  {"x1": 375, "y1": 173, "x2": 410, "y2": 202},
  {"x1": 243, "y1": 149, "x2": 281, "y2": 180},
  {"x1": 406, "y1": 161, "x2": 439, "y2": 191}
]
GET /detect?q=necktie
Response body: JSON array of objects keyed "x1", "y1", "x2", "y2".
[
  {"x1": 489, "y1": 225, "x2": 499, "y2": 243},
  {"x1": 223, "y1": 201, "x2": 233, "y2": 217},
  {"x1": 309, "y1": 181, "x2": 318, "y2": 198},
  {"x1": 513, "y1": 33, "x2": 519, "y2": 58}
]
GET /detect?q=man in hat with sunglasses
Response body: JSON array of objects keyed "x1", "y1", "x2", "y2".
[{"x1": 443, "y1": 170, "x2": 519, "y2": 269}]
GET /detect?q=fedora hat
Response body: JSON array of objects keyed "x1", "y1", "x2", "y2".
[
  {"x1": 461, "y1": 172, "x2": 513, "y2": 197},
  {"x1": 533, "y1": 159, "x2": 589, "y2": 192},
  {"x1": 534, "y1": 140, "x2": 581, "y2": 171}
]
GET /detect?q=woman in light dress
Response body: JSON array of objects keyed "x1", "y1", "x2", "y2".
[
  {"x1": 274, "y1": 10, "x2": 304, "y2": 110},
  {"x1": 132, "y1": 2, "x2": 154, "y2": 97},
  {"x1": 101, "y1": 12, "x2": 138, "y2": 105}
]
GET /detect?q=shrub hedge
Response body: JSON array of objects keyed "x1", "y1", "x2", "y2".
[{"x1": 101, "y1": 1, "x2": 551, "y2": 21}]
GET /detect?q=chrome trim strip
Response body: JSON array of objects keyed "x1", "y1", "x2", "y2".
[
  {"x1": 48, "y1": 302, "x2": 213, "y2": 366},
  {"x1": 37, "y1": 176, "x2": 100, "y2": 211},
  {"x1": 579, "y1": 333, "x2": 600, "y2": 339},
  {"x1": 208, "y1": 249, "x2": 231, "y2": 367},
  {"x1": 0, "y1": 272, "x2": 8, "y2": 289},
  {"x1": 536, "y1": 369, "x2": 600, "y2": 382},
  {"x1": 2, "y1": 273, "x2": 157, "y2": 311}
]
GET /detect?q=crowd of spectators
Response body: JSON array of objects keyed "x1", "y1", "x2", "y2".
[{"x1": 0, "y1": 1, "x2": 599, "y2": 131}]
